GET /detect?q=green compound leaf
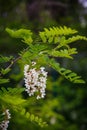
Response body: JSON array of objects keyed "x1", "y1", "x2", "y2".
[
  {"x1": 48, "y1": 48, "x2": 77, "y2": 59},
  {"x1": 6, "y1": 28, "x2": 33, "y2": 45},
  {"x1": 0, "y1": 78, "x2": 9, "y2": 84},
  {"x1": 0, "y1": 87, "x2": 25, "y2": 107},
  {"x1": 1, "y1": 68, "x2": 11, "y2": 75},
  {"x1": 20, "y1": 109, "x2": 48, "y2": 127},
  {"x1": 39, "y1": 32, "x2": 47, "y2": 43},
  {"x1": 39, "y1": 26, "x2": 77, "y2": 43},
  {"x1": 47, "y1": 58, "x2": 85, "y2": 83},
  {"x1": 0, "y1": 55, "x2": 13, "y2": 63},
  {"x1": 59, "y1": 35, "x2": 87, "y2": 48}
]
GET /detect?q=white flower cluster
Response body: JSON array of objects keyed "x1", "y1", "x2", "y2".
[
  {"x1": 24, "y1": 62, "x2": 48, "y2": 99},
  {"x1": 0, "y1": 109, "x2": 11, "y2": 130}
]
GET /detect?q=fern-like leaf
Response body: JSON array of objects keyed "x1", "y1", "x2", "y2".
[
  {"x1": 20, "y1": 109, "x2": 48, "y2": 127},
  {"x1": 0, "y1": 55, "x2": 13, "y2": 63},
  {"x1": 0, "y1": 87, "x2": 25, "y2": 107},
  {"x1": 48, "y1": 48, "x2": 77, "y2": 59},
  {"x1": 0, "y1": 78, "x2": 9, "y2": 84},
  {"x1": 6, "y1": 28, "x2": 33, "y2": 44},
  {"x1": 59, "y1": 35, "x2": 87, "y2": 48},
  {"x1": 47, "y1": 58, "x2": 85, "y2": 83},
  {"x1": 39, "y1": 26, "x2": 77, "y2": 43},
  {"x1": 1, "y1": 68, "x2": 11, "y2": 75}
]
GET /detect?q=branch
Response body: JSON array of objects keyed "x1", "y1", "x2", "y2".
[
  {"x1": 0, "y1": 56, "x2": 21, "y2": 77},
  {"x1": 0, "y1": 47, "x2": 29, "y2": 77}
]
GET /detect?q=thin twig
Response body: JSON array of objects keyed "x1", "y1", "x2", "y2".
[
  {"x1": 0, "y1": 47, "x2": 29, "y2": 77},
  {"x1": 0, "y1": 56, "x2": 21, "y2": 77}
]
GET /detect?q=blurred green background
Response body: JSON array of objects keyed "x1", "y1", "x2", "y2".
[{"x1": 0, "y1": 0, "x2": 87, "y2": 130}]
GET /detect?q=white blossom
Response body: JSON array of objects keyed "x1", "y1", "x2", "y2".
[
  {"x1": 0, "y1": 109, "x2": 11, "y2": 130},
  {"x1": 24, "y1": 62, "x2": 48, "y2": 99},
  {"x1": 50, "y1": 117, "x2": 56, "y2": 124}
]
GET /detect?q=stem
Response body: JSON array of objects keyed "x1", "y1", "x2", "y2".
[
  {"x1": 0, "y1": 56, "x2": 21, "y2": 77},
  {"x1": 0, "y1": 47, "x2": 29, "y2": 77}
]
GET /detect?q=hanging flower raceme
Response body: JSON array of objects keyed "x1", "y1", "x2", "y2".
[
  {"x1": 0, "y1": 109, "x2": 11, "y2": 130},
  {"x1": 24, "y1": 62, "x2": 48, "y2": 99}
]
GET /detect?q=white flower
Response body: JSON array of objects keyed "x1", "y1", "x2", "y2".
[
  {"x1": 24, "y1": 62, "x2": 48, "y2": 99},
  {"x1": 0, "y1": 121, "x2": 9, "y2": 130},
  {"x1": 0, "y1": 109, "x2": 11, "y2": 130},
  {"x1": 50, "y1": 117, "x2": 56, "y2": 124},
  {"x1": 5, "y1": 109, "x2": 11, "y2": 119},
  {"x1": 24, "y1": 65, "x2": 29, "y2": 77},
  {"x1": 32, "y1": 61, "x2": 36, "y2": 66}
]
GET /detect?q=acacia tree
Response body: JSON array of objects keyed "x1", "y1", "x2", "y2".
[{"x1": 0, "y1": 26, "x2": 87, "y2": 130}]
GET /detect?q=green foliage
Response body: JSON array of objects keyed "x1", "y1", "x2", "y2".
[
  {"x1": 39, "y1": 27, "x2": 87, "y2": 60},
  {"x1": 0, "y1": 87, "x2": 25, "y2": 108},
  {"x1": 0, "y1": 87, "x2": 47, "y2": 127},
  {"x1": 0, "y1": 55, "x2": 13, "y2": 84},
  {"x1": 39, "y1": 26, "x2": 77, "y2": 43},
  {"x1": 0, "y1": 55, "x2": 13, "y2": 63},
  {"x1": 48, "y1": 48, "x2": 78, "y2": 59},
  {"x1": 20, "y1": 109, "x2": 48, "y2": 127},
  {"x1": 0, "y1": 78, "x2": 9, "y2": 84},
  {"x1": 48, "y1": 58, "x2": 85, "y2": 83},
  {"x1": 58, "y1": 35, "x2": 87, "y2": 48},
  {"x1": 6, "y1": 28, "x2": 33, "y2": 45},
  {"x1": 0, "y1": 26, "x2": 86, "y2": 129},
  {"x1": 1, "y1": 68, "x2": 11, "y2": 75},
  {"x1": 5, "y1": 26, "x2": 86, "y2": 84}
]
